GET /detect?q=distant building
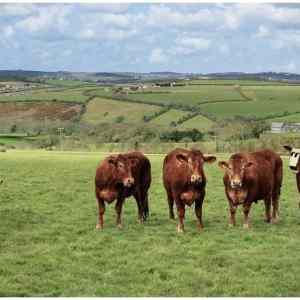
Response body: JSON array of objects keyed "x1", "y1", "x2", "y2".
[{"x1": 271, "y1": 122, "x2": 300, "y2": 133}]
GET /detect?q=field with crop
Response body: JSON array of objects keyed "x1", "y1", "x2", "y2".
[
  {"x1": 179, "y1": 114, "x2": 215, "y2": 131},
  {"x1": 81, "y1": 97, "x2": 161, "y2": 125},
  {"x1": 0, "y1": 86, "x2": 94, "y2": 103},
  {"x1": 1, "y1": 150, "x2": 300, "y2": 296}
]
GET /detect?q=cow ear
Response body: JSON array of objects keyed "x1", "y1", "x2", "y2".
[
  {"x1": 130, "y1": 158, "x2": 139, "y2": 167},
  {"x1": 218, "y1": 161, "x2": 229, "y2": 170},
  {"x1": 244, "y1": 162, "x2": 253, "y2": 169},
  {"x1": 108, "y1": 157, "x2": 117, "y2": 165},
  {"x1": 176, "y1": 153, "x2": 188, "y2": 163},
  {"x1": 284, "y1": 145, "x2": 292, "y2": 153},
  {"x1": 204, "y1": 155, "x2": 216, "y2": 164}
]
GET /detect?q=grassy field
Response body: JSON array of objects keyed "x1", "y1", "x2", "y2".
[
  {"x1": 85, "y1": 83, "x2": 300, "y2": 121},
  {"x1": 179, "y1": 114, "x2": 215, "y2": 131},
  {"x1": 270, "y1": 113, "x2": 300, "y2": 122},
  {"x1": 1, "y1": 150, "x2": 300, "y2": 296},
  {"x1": 82, "y1": 97, "x2": 161, "y2": 125},
  {"x1": 0, "y1": 87, "x2": 93, "y2": 103},
  {"x1": 149, "y1": 109, "x2": 189, "y2": 126}
]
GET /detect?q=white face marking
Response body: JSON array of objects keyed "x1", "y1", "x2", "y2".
[{"x1": 289, "y1": 148, "x2": 300, "y2": 169}]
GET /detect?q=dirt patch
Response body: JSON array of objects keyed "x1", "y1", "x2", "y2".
[{"x1": 0, "y1": 102, "x2": 83, "y2": 121}]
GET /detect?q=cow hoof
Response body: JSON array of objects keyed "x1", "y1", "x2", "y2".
[
  {"x1": 228, "y1": 223, "x2": 235, "y2": 228},
  {"x1": 117, "y1": 223, "x2": 123, "y2": 229},
  {"x1": 96, "y1": 224, "x2": 103, "y2": 230},
  {"x1": 176, "y1": 225, "x2": 184, "y2": 233},
  {"x1": 264, "y1": 218, "x2": 271, "y2": 223},
  {"x1": 271, "y1": 218, "x2": 279, "y2": 224},
  {"x1": 243, "y1": 223, "x2": 250, "y2": 229},
  {"x1": 197, "y1": 225, "x2": 203, "y2": 232}
]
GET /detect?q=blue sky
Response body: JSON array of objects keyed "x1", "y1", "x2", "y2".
[{"x1": 1, "y1": 3, "x2": 300, "y2": 73}]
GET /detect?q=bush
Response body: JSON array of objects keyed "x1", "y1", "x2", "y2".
[
  {"x1": 160, "y1": 129, "x2": 204, "y2": 142},
  {"x1": 115, "y1": 116, "x2": 125, "y2": 123}
]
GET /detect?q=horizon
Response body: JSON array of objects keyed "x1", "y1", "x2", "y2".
[
  {"x1": 1, "y1": 69, "x2": 300, "y2": 75},
  {"x1": 1, "y1": 3, "x2": 300, "y2": 73}
]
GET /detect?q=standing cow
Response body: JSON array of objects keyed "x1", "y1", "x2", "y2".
[
  {"x1": 163, "y1": 148, "x2": 216, "y2": 233},
  {"x1": 218, "y1": 149, "x2": 282, "y2": 228},
  {"x1": 283, "y1": 145, "x2": 300, "y2": 208},
  {"x1": 95, "y1": 151, "x2": 151, "y2": 230}
]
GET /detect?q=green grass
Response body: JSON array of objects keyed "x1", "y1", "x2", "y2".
[
  {"x1": 44, "y1": 79, "x2": 96, "y2": 87},
  {"x1": 269, "y1": 113, "x2": 300, "y2": 123},
  {"x1": 199, "y1": 85, "x2": 300, "y2": 120},
  {"x1": 0, "y1": 87, "x2": 93, "y2": 103},
  {"x1": 149, "y1": 109, "x2": 190, "y2": 126},
  {"x1": 187, "y1": 79, "x2": 289, "y2": 86},
  {"x1": 179, "y1": 114, "x2": 215, "y2": 131},
  {"x1": 0, "y1": 150, "x2": 300, "y2": 296},
  {"x1": 126, "y1": 85, "x2": 244, "y2": 106},
  {"x1": 81, "y1": 97, "x2": 161, "y2": 124}
]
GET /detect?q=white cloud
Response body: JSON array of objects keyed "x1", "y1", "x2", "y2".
[
  {"x1": 219, "y1": 44, "x2": 230, "y2": 55},
  {"x1": 62, "y1": 49, "x2": 72, "y2": 57},
  {"x1": 16, "y1": 5, "x2": 71, "y2": 34},
  {"x1": 145, "y1": 5, "x2": 216, "y2": 28},
  {"x1": 172, "y1": 36, "x2": 211, "y2": 55},
  {"x1": 272, "y1": 30, "x2": 300, "y2": 49},
  {"x1": 149, "y1": 48, "x2": 168, "y2": 64},
  {"x1": 176, "y1": 36, "x2": 211, "y2": 50},
  {"x1": 0, "y1": 4, "x2": 36, "y2": 16},
  {"x1": 78, "y1": 29, "x2": 96, "y2": 40},
  {"x1": 287, "y1": 61, "x2": 297, "y2": 72},
  {"x1": 79, "y1": 4, "x2": 130, "y2": 14},
  {"x1": 254, "y1": 25, "x2": 271, "y2": 38},
  {"x1": 1, "y1": 26, "x2": 15, "y2": 38}
]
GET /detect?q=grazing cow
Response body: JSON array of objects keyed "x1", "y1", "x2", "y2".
[
  {"x1": 95, "y1": 152, "x2": 151, "y2": 230},
  {"x1": 218, "y1": 149, "x2": 283, "y2": 228},
  {"x1": 283, "y1": 145, "x2": 300, "y2": 207},
  {"x1": 162, "y1": 148, "x2": 216, "y2": 233}
]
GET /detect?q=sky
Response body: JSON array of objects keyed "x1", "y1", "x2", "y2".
[{"x1": 1, "y1": 3, "x2": 300, "y2": 73}]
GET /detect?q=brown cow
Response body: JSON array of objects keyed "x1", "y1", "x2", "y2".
[
  {"x1": 95, "y1": 151, "x2": 151, "y2": 229},
  {"x1": 283, "y1": 145, "x2": 300, "y2": 208},
  {"x1": 163, "y1": 148, "x2": 216, "y2": 233},
  {"x1": 218, "y1": 149, "x2": 283, "y2": 228}
]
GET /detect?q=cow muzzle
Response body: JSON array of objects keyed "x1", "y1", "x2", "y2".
[
  {"x1": 230, "y1": 180, "x2": 242, "y2": 189},
  {"x1": 289, "y1": 166, "x2": 299, "y2": 174},
  {"x1": 123, "y1": 177, "x2": 134, "y2": 187},
  {"x1": 191, "y1": 174, "x2": 202, "y2": 184}
]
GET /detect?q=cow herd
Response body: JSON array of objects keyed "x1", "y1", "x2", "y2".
[{"x1": 95, "y1": 146, "x2": 299, "y2": 232}]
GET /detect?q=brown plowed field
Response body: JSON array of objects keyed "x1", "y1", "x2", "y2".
[{"x1": 0, "y1": 102, "x2": 83, "y2": 121}]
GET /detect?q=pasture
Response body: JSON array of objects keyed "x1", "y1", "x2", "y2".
[
  {"x1": 1, "y1": 150, "x2": 300, "y2": 296},
  {"x1": 82, "y1": 97, "x2": 160, "y2": 125}
]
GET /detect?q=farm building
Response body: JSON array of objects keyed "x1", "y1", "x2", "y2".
[{"x1": 271, "y1": 122, "x2": 300, "y2": 133}]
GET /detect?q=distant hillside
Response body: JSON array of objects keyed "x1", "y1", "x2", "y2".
[{"x1": 1, "y1": 69, "x2": 300, "y2": 83}]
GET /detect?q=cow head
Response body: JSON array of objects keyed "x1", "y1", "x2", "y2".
[
  {"x1": 218, "y1": 158, "x2": 253, "y2": 189},
  {"x1": 176, "y1": 150, "x2": 216, "y2": 185},
  {"x1": 284, "y1": 145, "x2": 300, "y2": 173},
  {"x1": 108, "y1": 155, "x2": 136, "y2": 187}
]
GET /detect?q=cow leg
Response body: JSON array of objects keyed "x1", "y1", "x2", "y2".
[
  {"x1": 271, "y1": 197, "x2": 279, "y2": 223},
  {"x1": 175, "y1": 200, "x2": 185, "y2": 233},
  {"x1": 195, "y1": 193, "x2": 205, "y2": 231},
  {"x1": 242, "y1": 202, "x2": 252, "y2": 229},
  {"x1": 167, "y1": 190, "x2": 175, "y2": 220},
  {"x1": 134, "y1": 190, "x2": 144, "y2": 224},
  {"x1": 115, "y1": 197, "x2": 124, "y2": 229},
  {"x1": 228, "y1": 203, "x2": 237, "y2": 227},
  {"x1": 96, "y1": 197, "x2": 105, "y2": 230},
  {"x1": 143, "y1": 192, "x2": 150, "y2": 221},
  {"x1": 264, "y1": 197, "x2": 272, "y2": 223}
]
